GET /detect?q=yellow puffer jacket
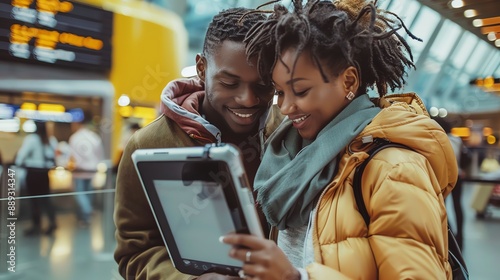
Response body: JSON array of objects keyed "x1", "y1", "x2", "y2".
[{"x1": 305, "y1": 93, "x2": 457, "y2": 279}]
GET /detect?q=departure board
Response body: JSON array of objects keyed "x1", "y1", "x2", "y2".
[{"x1": 0, "y1": 0, "x2": 113, "y2": 72}]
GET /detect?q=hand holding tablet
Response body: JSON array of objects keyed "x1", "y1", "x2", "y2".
[{"x1": 132, "y1": 143, "x2": 264, "y2": 276}]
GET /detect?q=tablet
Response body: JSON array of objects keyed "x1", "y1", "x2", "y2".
[{"x1": 131, "y1": 143, "x2": 264, "y2": 276}]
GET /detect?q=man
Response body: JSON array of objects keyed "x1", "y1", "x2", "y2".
[
  {"x1": 114, "y1": 8, "x2": 282, "y2": 280},
  {"x1": 69, "y1": 113, "x2": 104, "y2": 227}
]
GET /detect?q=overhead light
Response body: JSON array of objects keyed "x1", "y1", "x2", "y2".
[
  {"x1": 486, "y1": 135, "x2": 496, "y2": 145},
  {"x1": 22, "y1": 119, "x2": 36, "y2": 133},
  {"x1": 451, "y1": 127, "x2": 470, "y2": 137},
  {"x1": 472, "y1": 19, "x2": 483, "y2": 27},
  {"x1": 450, "y1": 0, "x2": 464, "y2": 9},
  {"x1": 16, "y1": 110, "x2": 74, "y2": 122},
  {"x1": 21, "y1": 102, "x2": 37, "y2": 110},
  {"x1": 438, "y1": 108, "x2": 448, "y2": 118},
  {"x1": 481, "y1": 16, "x2": 500, "y2": 26},
  {"x1": 429, "y1": 107, "x2": 439, "y2": 117},
  {"x1": 496, "y1": 39, "x2": 500, "y2": 47},
  {"x1": 0, "y1": 104, "x2": 15, "y2": 119},
  {"x1": 0, "y1": 118, "x2": 20, "y2": 133},
  {"x1": 470, "y1": 76, "x2": 500, "y2": 86},
  {"x1": 483, "y1": 127, "x2": 493, "y2": 136},
  {"x1": 118, "y1": 94, "x2": 131, "y2": 107},
  {"x1": 474, "y1": 77, "x2": 484, "y2": 86},
  {"x1": 463, "y1": 9, "x2": 477, "y2": 18},
  {"x1": 487, "y1": 32, "x2": 497, "y2": 41},
  {"x1": 481, "y1": 26, "x2": 500, "y2": 34},
  {"x1": 96, "y1": 162, "x2": 108, "y2": 172},
  {"x1": 484, "y1": 76, "x2": 494, "y2": 87},
  {"x1": 119, "y1": 106, "x2": 133, "y2": 117},
  {"x1": 38, "y1": 103, "x2": 65, "y2": 113},
  {"x1": 67, "y1": 108, "x2": 84, "y2": 122}
]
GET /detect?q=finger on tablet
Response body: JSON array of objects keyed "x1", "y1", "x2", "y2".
[{"x1": 219, "y1": 234, "x2": 265, "y2": 249}]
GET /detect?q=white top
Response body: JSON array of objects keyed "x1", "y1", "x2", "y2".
[
  {"x1": 69, "y1": 127, "x2": 105, "y2": 173},
  {"x1": 277, "y1": 209, "x2": 316, "y2": 280},
  {"x1": 15, "y1": 134, "x2": 58, "y2": 169},
  {"x1": 278, "y1": 224, "x2": 308, "y2": 267}
]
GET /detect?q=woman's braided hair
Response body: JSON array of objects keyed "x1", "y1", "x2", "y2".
[{"x1": 243, "y1": 0, "x2": 421, "y2": 96}]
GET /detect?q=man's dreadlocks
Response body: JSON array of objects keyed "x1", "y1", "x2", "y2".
[{"x1": 244, "y1": 0, "x2": 421, "y2": 96}]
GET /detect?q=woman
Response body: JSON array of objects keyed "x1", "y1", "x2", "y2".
[
  {"x1": 220, "y1": 1, "x2": 457, "y2": 279},
  {"x1": 16, "y1": 120, "x2": 58, "y2": 235}
]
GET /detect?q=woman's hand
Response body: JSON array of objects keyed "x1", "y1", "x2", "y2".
[{"x1": 220, "y1": 234, "x2": 300, "y2": 280}]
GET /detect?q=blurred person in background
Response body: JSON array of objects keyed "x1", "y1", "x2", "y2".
[
  {"x1": 15, "y1": 120, "x2": 58, "y2": 236},
  {"x1": 112, "y1": 122, "x2": 142, "y2": 174},
  {"x1": 435, "y1": 117, "x2": 465, "y2": 250},
  {"x1": 114, "y1": 7, "x2": 282, "y2": 280},
  {"x1": 69, "y1": 113, "x2": 105, "y2": 227},
  {"x1": 55, "y1": 141, "x2": 72, "y2": 167}
]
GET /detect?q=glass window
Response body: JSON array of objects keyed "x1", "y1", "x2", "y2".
[
  {"x1": 403, "y1": 6, "x2": 441, "y2": 61},
  {"x1": 495, "y1": 63, "x2": 500, "y2": 77},
  {"x1": 377, "y1": 0, "x2": 393, "y2": 10},
  {"x1": 377, "y1": 1, "x2": 424, "y2": 95},
  {"x1": 435, "y1": 64, "x2": 458, "y2": 97},
  {"x1": 480, "y1": 51, "x2": 500, "y2": 77},
  {"x1": 428, "y1": 20, "x2": 462, "y2": 62},
  {"x1": 183, "y1": 0, "x2": 241, "y2": 51},
  {"x1": 450, "y1": 31, "x2": 478, "y2": 69},
  {"x1": 456, "y1": 72, "x2": 472, "y2": 88},
  {"x1": 388, "y1": 0, "x2": 422, "y2": 51},
  {"x1": 411, "y1": 68, "x2": 436, "y2": 94},
  {"x1": 387, "y1": 0, "x2": 420, "y2": 25},
  {"x1": 463, "y1": 41, "x2": 490, "y2": 75}
]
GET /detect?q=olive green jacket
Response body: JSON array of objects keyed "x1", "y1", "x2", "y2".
[{"x1": 114, "y1": 79, "x2": 282, "y2": 279}]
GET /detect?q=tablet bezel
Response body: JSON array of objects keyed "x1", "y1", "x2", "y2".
[{"x1": 132, "y1": 144, "x2": 263, "y2": 276}]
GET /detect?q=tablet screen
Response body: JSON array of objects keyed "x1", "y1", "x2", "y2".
[
  {"x1": 154, "y1": 179, "x2": 241, "y2": 266},
  {"x1": 135, "y1": 156, "x2": 254, "y2": 275},
  {"x1": 133, "y1": 149, "x2": 262, "y2": 275}
]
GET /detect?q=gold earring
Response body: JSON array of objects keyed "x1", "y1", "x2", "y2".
[
  {"x1": 272, "y1": 94, "x2": 278, "y2": 105},
  {"x1": 346, "y1": 91, "x2": 355, "y2": 101}
]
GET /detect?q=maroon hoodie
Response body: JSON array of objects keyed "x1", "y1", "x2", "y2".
[{"x1": 159, "y1": 77, "x2": 221, "y2": 144}]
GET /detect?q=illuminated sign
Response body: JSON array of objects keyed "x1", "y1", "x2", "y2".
[
  {"x1": 0, "y1": 0, "x2": 113, "y2": 71},
  {"x1": 15, "y1": 109, "x2": 74, "y2": 122},
  {"x1": 2, "y1": 101, "x2": 85, "y2": 122},
  {"x1": 0, "y1": 103, "x2": 16, "y2": 118}
]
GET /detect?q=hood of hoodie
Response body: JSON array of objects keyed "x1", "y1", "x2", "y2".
[
  {"x1": 159, "y1": 78, "x2": 221, "y2": 144},
  {"x1": 160, "y1": 78, "x2": 280, "y2": 145},
  {"x1": 351, "y1": 93, "x2": 458, "y2": 197}
]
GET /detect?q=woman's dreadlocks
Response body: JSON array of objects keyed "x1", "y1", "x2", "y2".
[{"x1": 244, "y1": 0, "x2": 421, "y2": 96}]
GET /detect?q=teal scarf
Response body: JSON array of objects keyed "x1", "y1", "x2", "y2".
[{"x1": 254, "y1": 94, "x2": 380, "y2": 230}]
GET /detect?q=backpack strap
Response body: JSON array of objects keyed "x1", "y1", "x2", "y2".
[
  {"x1": 353, "y1": 139, "x2": 469, "y2": 279},
  {"x1": 353, "y1": 139, "x2": 413, "y2": 226}
]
